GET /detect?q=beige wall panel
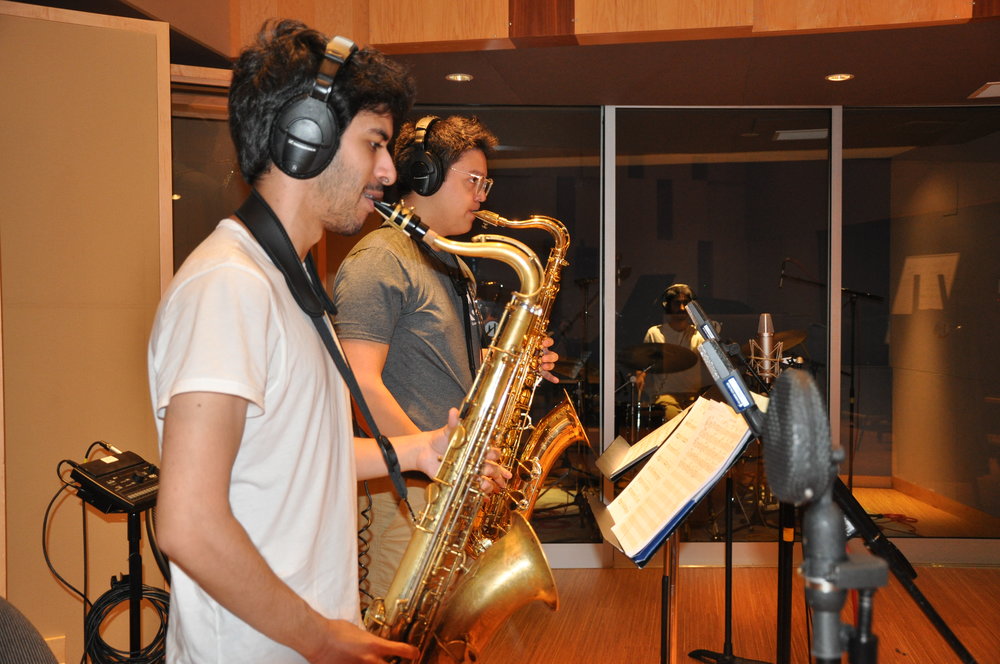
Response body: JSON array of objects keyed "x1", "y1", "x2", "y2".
[
  {"x1": 370, "y1": 0, "x2": 508, "y2": 44},
  {"x1": 575, "y1": 0, "x2": 753, "y2": 34},
  {"x1": 0, "y1": 3, "x2": 169, "y2": 659},
  {"x1": 755, "y1": 0, "x2": 971, "y2": 32}
]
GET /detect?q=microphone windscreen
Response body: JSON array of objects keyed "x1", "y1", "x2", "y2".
[{"x1": 762, "y1": 369, "x2": 834, "y2": 505}]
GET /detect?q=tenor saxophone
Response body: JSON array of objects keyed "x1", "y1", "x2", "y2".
[
  {"x1": 467, "y1": 210, "x2": 589, "y2": 555},
  {"x1": 365, "y1": 200, "x2": 558, "y2": 663}
]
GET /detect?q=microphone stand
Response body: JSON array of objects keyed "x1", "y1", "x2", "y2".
[
  {"x1": 840, "y1": 286, "x2": 882, "y2": 491},
  {"x1": 781, "y1": 271, "x2": 883, "y2": 491},
  {"x1": 831, "y1": 479, "x2": 979, "y2": 663}
]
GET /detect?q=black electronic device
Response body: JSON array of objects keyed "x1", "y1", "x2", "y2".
[{"x1": 71, "y1": 450, "x2": 159, "y2": 514}]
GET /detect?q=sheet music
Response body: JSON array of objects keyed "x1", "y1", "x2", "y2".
[
  {"x1": 616, "y1": 403, "x2": 693, "y2": 469},
  {"x1": 607, "y1": 397, "x2": 752, "y2": 559}
]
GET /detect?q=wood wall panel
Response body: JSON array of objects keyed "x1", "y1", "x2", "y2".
[
  {"x1": 755, "y1": 0, "x2": 972, "y2": 33},
  {"x1": 973, "y1": 0, "x2": 1000, "y2": 17},
  {"x1": 230, "y1": 0, "x2": 372, "y2": 54},
  {"x1": 224, "y1": 1, "x2": 980, "y2": 56},
  {"x1": 369, "y1": 0, "x2": 508, "y2": 44},
  {"x1": 510, "y1": 0, "x2": 573, "y2": 38},
  {"x1": 574, "y1": 0, "x2": 754, "y2": 35}
]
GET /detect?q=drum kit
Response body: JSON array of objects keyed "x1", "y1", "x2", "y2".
[
  {"x1": 611, "y1": 342, "x2": 699, "y2": 443},
  {"x1": 613, "y1": 329, "x2": 808, "y2": 537}
]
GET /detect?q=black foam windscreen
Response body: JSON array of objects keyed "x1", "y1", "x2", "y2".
[{"x1": 762, "y1": 369, "x2": 835, "y2": 506}]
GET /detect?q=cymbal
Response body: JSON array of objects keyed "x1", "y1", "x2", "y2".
[
  {"x1": 552, "y1": 359, "x2": 599, "y2": 383},
  {"x1": 617, "y1": 343, "x2": 698, "y2": 374},
  {"x1": 741, "y1": 329, "x2": 808, "y2": 357}
]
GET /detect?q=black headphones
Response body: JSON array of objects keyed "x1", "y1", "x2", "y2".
[
  {"x1": 402, "y1": 116, "x2": 444, "y2": 196},
  {"x1": 661, "y1": 284, "x2": 695, "y2": 313},
  {"x1": 269, "y1": 35, "x2": 358, "y2": 179}
]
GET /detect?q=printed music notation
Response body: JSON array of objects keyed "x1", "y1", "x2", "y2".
[{"x1": 604, "y1": 396, "x2": 757, "y2": 565}]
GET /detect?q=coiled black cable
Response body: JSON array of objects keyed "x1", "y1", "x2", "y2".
[
  {"x1": 357, "y1": 480, "x2": 374, "y2": 605},
  {"x1": 83, "y1": 579, "x2": 169, "y2": 663}
]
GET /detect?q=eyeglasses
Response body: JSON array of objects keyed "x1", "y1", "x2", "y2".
[{"x1": 449, "y1": 167, "x2": 494, "y2": 198}]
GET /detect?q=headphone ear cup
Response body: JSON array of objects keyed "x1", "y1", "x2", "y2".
[
  {"x1": 270, "y1": 95, "x2": 341, "y2": 179},
  {"x1": 407, "y1": 151, "x2": 443, "y2": 196}
]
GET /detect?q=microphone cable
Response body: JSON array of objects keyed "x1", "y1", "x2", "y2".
[{"x1": 83, "y1": 580, "x2": 168, "y2": 664}]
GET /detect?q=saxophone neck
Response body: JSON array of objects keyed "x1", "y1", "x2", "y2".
[
  {"x1": 377, "y1": 201, "x2": 542, "y2": 297},
  {"x1": 473, "y1": 209, "x2": 571, "y2": 255}
]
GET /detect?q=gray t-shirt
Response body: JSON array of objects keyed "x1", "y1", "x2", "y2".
[{"x1": 332, "y1": 224, "x2": 482, "y2": 429}]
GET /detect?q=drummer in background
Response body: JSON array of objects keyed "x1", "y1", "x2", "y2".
[{"x1": 637, "y1": 283, "x2": 720, "y2": 421}]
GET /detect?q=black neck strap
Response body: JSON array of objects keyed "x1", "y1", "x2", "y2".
[
  {"x1": 235, "y1": 190, "x2": 412, "y2": 517},
  {"x1": 409, "y1": 232, "x2": 481, "y2": 380}
]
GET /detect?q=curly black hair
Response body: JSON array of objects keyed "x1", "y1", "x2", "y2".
[{"x1": 228, "y1": 19, "x2": 416, "y2": 184}]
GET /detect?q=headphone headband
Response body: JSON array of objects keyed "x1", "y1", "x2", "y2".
[{"x1": 311, "y1": 36, "x2": 357, "y2": 102}]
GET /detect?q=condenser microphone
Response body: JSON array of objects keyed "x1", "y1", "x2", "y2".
[
  {"x1": 749, "y1": 313, "x2": 782, "y2": 385},
  {"x1": 762, "y1": 369, "x2": 847, "y2": 664}
]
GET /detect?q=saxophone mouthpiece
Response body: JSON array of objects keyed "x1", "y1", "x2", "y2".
[
  {"x1": 473, "y1": 209, "x2": 507, "y2": 226},
  {"x1": 373, "y1": 200, "x2": 429, "y2": 242}
]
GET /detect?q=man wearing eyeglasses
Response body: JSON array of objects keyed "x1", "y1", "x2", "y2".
[{"x1": 331, "y1": 115, "x2": 503, "y2": 605}]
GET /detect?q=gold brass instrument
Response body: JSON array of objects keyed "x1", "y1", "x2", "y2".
[
  {"x1": 468, "y1": 210, "x2": 589, "y2": 554},
  {"x1": 365, "y1": 200, "x2": 558, "y2": 663}
]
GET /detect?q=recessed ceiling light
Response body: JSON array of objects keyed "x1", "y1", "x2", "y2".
[
  {"x1": 773, "y1": 128, "x2": 829, "y2": 141},
  {"x1": 969, "y1": 81, "x2": 1000, "y2": 98},
  {"x1": 445, "y1": 73, "x2": 473, "y2": 82},
  {"x1": 825, "y1": 73, "x2": 854, "y2": 82}
]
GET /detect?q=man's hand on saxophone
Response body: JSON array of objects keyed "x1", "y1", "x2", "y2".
[
  {"x1": 539, "y1": 335, "x2": 560, "y2": 384},
  {"x1": 418, "y1": 407, "x2": 513, "y2": 493}
]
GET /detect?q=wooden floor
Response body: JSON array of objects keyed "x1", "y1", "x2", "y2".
[{"x1": 478, "y1": 565, "x2": 1000, "y2": 664}]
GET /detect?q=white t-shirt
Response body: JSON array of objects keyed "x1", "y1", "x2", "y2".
[{"x1": 148, "y1": 219, "x2": 359, "y2": 663}]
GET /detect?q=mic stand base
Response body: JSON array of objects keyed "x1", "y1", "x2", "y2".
[{"x1": 688, "y1": 652, "x2": 771, "y2": 664}]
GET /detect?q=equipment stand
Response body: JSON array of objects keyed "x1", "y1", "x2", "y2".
[
  {"x1": 688, "y1": 475, "x2": 771, "y2": 664},
  {"x1": 661, "y1": 531, "x2": 680, "y2": 664},
  {"x1": 774, "y1": 503, "x2": 794, "y2": 664},
  {"x1": 127, "y1": 510, "x2": 145, "y2": 656}
]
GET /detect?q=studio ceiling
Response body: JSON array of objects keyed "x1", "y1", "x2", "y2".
[{"x1": 391, "y1": 20, "x2": 1000, "y2": 108}]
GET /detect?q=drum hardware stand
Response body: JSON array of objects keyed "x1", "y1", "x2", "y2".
[{"x1": 556, "y1": 276, "x2": 599, "y2": 426}]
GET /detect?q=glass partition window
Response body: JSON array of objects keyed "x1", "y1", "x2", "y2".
[
  {"x1": 613, "y1": 108, "x2": 832, "y2": 543},
  {"x1": 843, "y1": 107, "x2": 1000, "y2": 538},
  {"x1": 174, "y1": 90, "x2": 1000, "y2": 550}
]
